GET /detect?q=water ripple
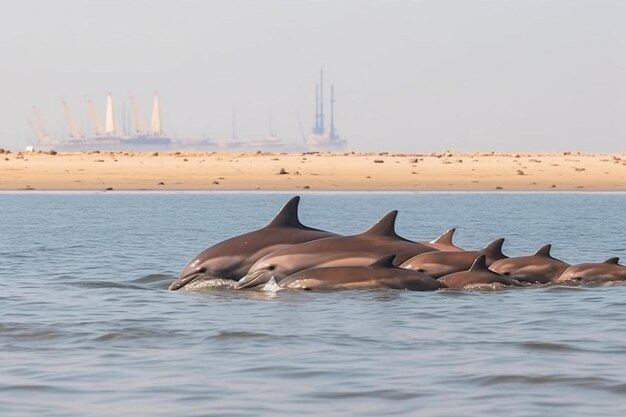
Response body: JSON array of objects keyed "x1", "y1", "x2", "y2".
[
  {"x1": 63, "y1": 281, "x2": 147, "y2": 290},
  {"x1": 3, "y1": 192, "x2": 626, "y2": 417}
]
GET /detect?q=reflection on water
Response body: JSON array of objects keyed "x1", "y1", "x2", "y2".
[{"x1": 1, "y1": 192, "x2": 626, "y2": 417}]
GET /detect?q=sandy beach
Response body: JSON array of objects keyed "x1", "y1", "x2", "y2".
[{"x1": 0, "y1": 149, "x2": 624, "y2": 191}]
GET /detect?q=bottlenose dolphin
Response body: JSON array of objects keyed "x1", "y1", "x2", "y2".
[
  {"x1": 168, "y1": 196, "x2": 338, "y2": 290},
  {"x1": 420, "y1": 228, "x2": 464, "y2": 251},
  {"x1": 439, "y1": 255, "x2": 521, "y2": 289},
  {"x1": 489, "y1": 244, "x2": 570, "y2": 284},
  {"x1": 401, "y1": 238, "x2": 506, "y2": 278},
  {"x1": 278, "y1": 255, "x2": 444, "y2": 291},
  {"x1": 556, "y1": 257, "x2": 626, "y2": 284},
  {"x1": 234, "y1": 210, "x2": 437, "y2": 289}
]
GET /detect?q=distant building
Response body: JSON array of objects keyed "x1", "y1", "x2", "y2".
[{"x1": 308, "y1": 68, "x2": 346, "y2": 149}]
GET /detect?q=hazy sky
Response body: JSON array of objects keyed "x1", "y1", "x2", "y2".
[{"x1": 1, "y1": 0, "x2": 625, "y2": 151}]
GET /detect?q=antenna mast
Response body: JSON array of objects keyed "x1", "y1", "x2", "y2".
[
  {"x1": 105, "y1": 93, "x2": 116, "y2": 135},
  {"x1": 62, "y1": 99, "x2": 82, "y2": 138},
  {"x1": 32, "y1": 107, "x2": 50, "y2": 143},
  {"x1": 150, "y1": 92, "x2": 161, "y2": 135},
  {"x1": 87, "y1": 98, "x2": 103, "y2": 136},
  {"x1": 329, "y1": 84, "x2": 336, "y2": 144},
  {"x1": 296, "y1": 108, "x2": 306, "y2": 144},
  {"x1": 313, "y1": 85, "x2": 320, "y2": 133},
  {"x1": 319, "y1": 67, "x2": 324, "y2": 133},
  {"x1": 129, "y1": 94, "x2": 146, "y2": 134}
]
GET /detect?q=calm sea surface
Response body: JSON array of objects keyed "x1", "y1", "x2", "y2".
[{"x1": 2, "y1": 192, "x2": 626, "y2": 416}]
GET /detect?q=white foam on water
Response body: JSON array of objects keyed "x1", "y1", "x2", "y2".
[
  {"x1": 261, "y1": 277, "x2": 282, "y2": 293},
  {"x1": 184, "y1": 278, "x2": 236, "y2": 290},
  {"x1": 462, "y1": 282, "x2": 510, "y2": 292}
]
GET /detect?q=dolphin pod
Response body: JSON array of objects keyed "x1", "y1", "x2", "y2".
[
  {"x1": 234, "y1": 210, "x2": 436, "y2": 289},
  {"x1": 401, "y1": 238, "x2": 507, "y2": 278},
  {"x1": 170, "y1": 196, "x2": 626, "y2": 292},
  {"x1": 168, "y1": 196, "x2": 338, "y2": 290},
  {"x1": 278, "y1": 255, "x2": 444, "y2": 291},
  {"x1": 489, "y1": 244, "x2": 570, "y2": 284},
  {"x1": 439, "y1": 255, "x2": 522, "y2": 289}
]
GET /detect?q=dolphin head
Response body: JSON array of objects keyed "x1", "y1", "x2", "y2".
[
  {"x1": 556, "y1": 266, "x2": 587, "y2": 283},
  {"x1": 234, "y1": 263, "x2": 287, "y2": 289},
  {"x1": 168, "y1": 269, "x2": 210, "y2": 291},
  {"x1": 168, "y1": 251, "x2": 245, "y2": 290},
  {"x1": 168, "y1": 254, "x2": 216, "y2": 290},
  {"x1": 556, "y1": 259, "x2": 624, "y2": 284}
]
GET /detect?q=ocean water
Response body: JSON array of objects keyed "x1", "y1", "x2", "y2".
[{"x1": 1, "y1": 191, "x2": 626, "y2": 417}]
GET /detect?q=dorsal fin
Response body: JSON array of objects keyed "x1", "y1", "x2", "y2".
[
  {"x1": 533, "y1": 244, "x2": 552, "y2": 258},
  {"x1": 469, "y1": 255, "x2": 489, "y2": 271},
  {"x1": 481, "y1": 238, "x2": 505, "y2": 257},
  {"x1": 603, "y1": 257, "x2": 620, "y2": 265},
  {"x1": 361, "y1": 210, "x2": 400, "y2": 237},
  {"x1": 266, "y1": 196, "x2": 304, "y2": 228},
  {"x1": 368, "y1": 254, "x2": 397, "y2": 269},
  {"x1": 430, "y1": 227, "x2": 455, "y2": 245}
]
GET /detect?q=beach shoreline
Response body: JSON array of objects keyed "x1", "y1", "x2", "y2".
[{"x1": 0, "y1": 150, "x2": 624, "y2": 192}]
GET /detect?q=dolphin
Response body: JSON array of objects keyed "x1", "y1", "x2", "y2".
[
  {"x1": 168, "y1": 196, "x2": 339, "y2": 290},
  {"x1": 488, "y1": 244, "x2": 570, "y2": 284},
  {"x1": 439, "y1": 255, "x2": 522, "y2": 289},
  {"x1": 278, "y1": 255, "x2": 444, "y2": 291},
  {"x1": 401, "y1": 238, "x2": 507, "y2": 278},
  {"x1": 420, "y1": 228, "x2": 464, "y2": 252},
  {"x1": 556, "y1": 257, "x2": 626, "y2": 284},
  {"x1": 234, "y1": 210, "x2": 438, "y2": 289}
]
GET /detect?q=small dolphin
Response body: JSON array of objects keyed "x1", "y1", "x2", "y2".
[
  {"x1": 401, "y1": 238, "x2": 506, "y2": 278},
  {"x1": 235, "y1": 210, "x2": 437, "y2": 289},
  {"x1": 420, "y1": 228, "x2": 464, "y2": 252},
  {"x1": 168, "y1": 196, "x2": 338, "y2": 290},
  {"x1": 278, "y1": 255, "x2": 444, "y2": 291},
  {"x1": 556, "y1": 257, "x2": 626, "y2": 284},
  {"x1": 439, "y1": 255, "x2": 521, "y2": 289},
  {"x1": 489, "y1": 244, "x2": 570, "y2": 284}
]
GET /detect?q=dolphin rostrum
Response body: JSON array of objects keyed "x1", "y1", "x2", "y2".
[
  {"x1": 168, "y1": 196, "x2": 338, "y2": 290},
  {"x1": 489, "y1": 244, "x2": 570, "y2": 284},
  {"x1": 401, "y1": 238, "x2": 507, "y2": 278},
  {"x1": 439, "y1": 255, "x2": 522, "y2": 289},
  {"x1": 556, "y1": 257, "x2": 626, "y2": 284},
  {"x1": 234, "y1": 210, "x2": 437, "y2": 289},
  {"x1": 278, "y1": 255, "x2": 444, "y2": 291}
]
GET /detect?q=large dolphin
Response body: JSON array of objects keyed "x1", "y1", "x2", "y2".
[
  {"x1": 556, "y1": 257, "x2": 626, "y2": 284},
  {"x1": 489, "y1": 244, "x2": 570, "y2": 284},
  {"x1": 401, "y1": 238, "x2": 506, "y2": 278},
  {"x1": 234, "y1": 210, "x2": 438, "y2": 289},
  {"x1": 278, "y1": 255, "x2": 444, "y2": 291},
  {"x1": 420, "y1": 228, "x2": 464, "y2": 252},
  {"x1": 168, "y1": 196, "x2": 338, "y2": 290},
  {"x1": 439, "y1": 255, "x2": 521, "y2": 289}
]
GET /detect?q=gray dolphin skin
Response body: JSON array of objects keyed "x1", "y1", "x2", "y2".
[
  {"x1": 439, "y1": 255, "x2": 522, "y2": 289},
  {"x1": 278, "y1": 255, "x2": 444, "y2": 291},
  {"x1": 556, "y1": 257, "x2": 626, "y2": 284},
  {"x1": 401, "y1": 238, "x2": 506, "y2": 278},
  {"x1": 234, "y1": 210, "x2": 437, "y2": 289},
  {"x1": 489, "y1": 244, "x2": 570, "y2": 284},
  {"x1": 168, "y1": 196, "x2": 338, "y2": 290},
  {"x1": 420, "y1": 228, "x2": 464, "y2": 251}
]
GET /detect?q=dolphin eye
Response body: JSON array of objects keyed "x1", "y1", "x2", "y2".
[
  {"x1": 417, "y1": 269, "x2": 425, "y2": 273},
  {"x1": 267, "y1": 265, "x2": 276, "y2": 271},
  {"x1": 198, "y1": 267, "x2": 207, "y2": 273},
  {"x1": 502, "y1": 272, "x2": 510, "y2": 276}
]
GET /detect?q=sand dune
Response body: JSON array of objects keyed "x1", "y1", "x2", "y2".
[{"x1": 0, "y1": 150, "x2": 624, "y2": 191}]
